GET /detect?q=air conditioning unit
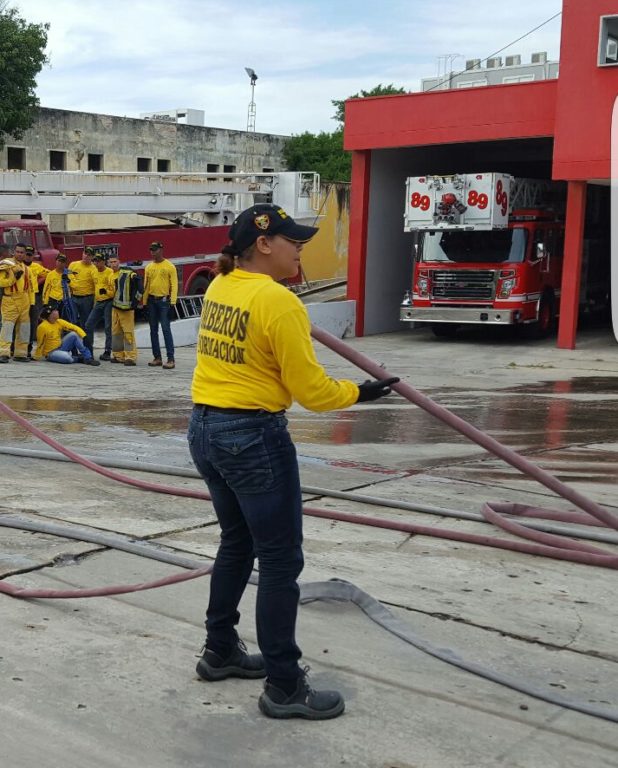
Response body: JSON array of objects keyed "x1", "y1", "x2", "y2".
[
  {"x1": 607, "y1": 37, "x2": 618, "y2": 62},
  {"x1": 465, "y1": 58, "x2": 482, "y2": 71},
  {"x1": 531, "y1": 51, "x2": 548, "y2": 64},
  {"x1": 486, "y1": 57, "x2": 503, "y2": 69},
  {"x1": 505, "y1": 55, "x2": 521, "y2": 67}
]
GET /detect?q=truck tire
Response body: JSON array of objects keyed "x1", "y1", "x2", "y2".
[
  {"x1": 188, "y1": 272, "x2": 214, "y2": 297},
  {"x1": 431, "y1": 323, "x2": 458, "y2": 339},
  {"x1": 525, "y1": 292, "x2": 556, "y2": 339}
]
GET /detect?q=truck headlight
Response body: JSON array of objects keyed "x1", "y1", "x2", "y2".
[{"x1": 418, "y1": 277, "x2": 429, "y2": 295}]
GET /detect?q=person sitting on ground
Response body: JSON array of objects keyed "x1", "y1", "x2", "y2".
[{"x1": 34, "y1": 305, "x2": 100, "y2": 365}]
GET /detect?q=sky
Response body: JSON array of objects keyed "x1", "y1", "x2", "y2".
[{"x1": 12, "y1": 0, "x2": 563, "y2": 136}]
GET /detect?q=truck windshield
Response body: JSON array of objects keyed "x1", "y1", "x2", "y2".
[
  {"x1": 1, "y1": 228, "x2": 33, "y2": 248},
  {"x1": 421, "y1": 228, "x2": 527, "y2": 264}
]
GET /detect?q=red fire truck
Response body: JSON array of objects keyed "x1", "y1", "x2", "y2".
[
  {"x1": 399, "y1": 173, "x2": 609, "y2": 338},
  {"x1": 0, "y1": 218, "x2": 225, "y2": 296}
]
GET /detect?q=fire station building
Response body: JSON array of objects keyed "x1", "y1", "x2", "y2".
[{"x1": 344, "y1": 1, "x2": 618, "y2": 348}]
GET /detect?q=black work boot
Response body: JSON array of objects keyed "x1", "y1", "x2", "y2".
[
  {"x1": 258, "y1": 670, "x2": 345, "y2": 720},
  {"x1": 196, "y1": 640, "x2": 265, "y2": 682}
]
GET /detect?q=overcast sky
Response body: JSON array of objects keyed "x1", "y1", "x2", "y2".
[{"x1": 14, "y1": 0, "x2": 563, "y2": 136}]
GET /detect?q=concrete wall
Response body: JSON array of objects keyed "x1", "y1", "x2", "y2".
[
  {"x1": 0, "y1": 107, "x2": 288, "y2": 175},
  {"x1": 301, "y1": 183, "x2": 350, "y2": 281},
  {"x1": 364, "y1": 149, "x2": 416, "y2": 335},
  {"x1": 0, "y1": 107, "x2": 289, "y2": 232}
]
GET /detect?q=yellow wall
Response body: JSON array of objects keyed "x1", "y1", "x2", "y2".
[{"x1": 300, "y1": 182, "x2": 350, "y2": 282}]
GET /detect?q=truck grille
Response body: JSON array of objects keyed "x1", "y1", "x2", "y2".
[{"x1": 431, "y1": 270, "x2": 496, "y2": 300}]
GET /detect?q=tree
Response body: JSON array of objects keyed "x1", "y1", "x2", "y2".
[
  {"x1": 284, "y1": 84, "x2": 407, "y2": 182},
  {"x1": 283, "y1": 129, "x2": 351, "y2": 183},
  {"x1": 331, "y1": 83, "x2": 407, "y2": 126},
  {"x1": 0, "y1": 3, "x2": 49, "y2": 150}
]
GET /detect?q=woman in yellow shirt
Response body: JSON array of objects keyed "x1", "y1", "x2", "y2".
[
  {"x1": 188, "y1": 204, "x2": 397, "y2": 721},
  {"x1": 35, "y1": 306, "x2": 100, "y2": 365}
]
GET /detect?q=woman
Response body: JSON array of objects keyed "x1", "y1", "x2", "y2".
[
  {"x1": 34, "y1": 305, "x2": 100, "y2": 365},
  {"x1": 188, "y1": 203, "x2": 397, "y2": 720}
]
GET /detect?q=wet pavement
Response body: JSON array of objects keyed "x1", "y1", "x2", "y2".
[{"x1": 0, "y1": 324, "x2": 617, "y2": 767}]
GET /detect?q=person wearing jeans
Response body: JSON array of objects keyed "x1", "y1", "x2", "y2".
[
  {"x1": 34, "y1": 305, "x2": 100, "y2": 365},
  {"x1": 142, "y1": 241, "x2": 178, "y2": 369},
  {"x1": 84, "y1": 253, "x2": 114, "y2": 360},
  {"x1": 188, "y1": 204, "x2": 397, "y2": 720}
]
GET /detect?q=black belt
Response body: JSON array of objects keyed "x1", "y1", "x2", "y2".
[{"x1": 194, "y1": 404, "x2": 281, "y2": 416}]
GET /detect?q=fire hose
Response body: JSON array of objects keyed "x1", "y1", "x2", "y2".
[{"x1": 0, "y1": 325, "x2": 617, "y2": 722}]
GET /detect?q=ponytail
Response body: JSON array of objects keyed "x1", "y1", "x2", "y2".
[{"x1": 218, "y1": 243, "x2": 238, "y2": 275}]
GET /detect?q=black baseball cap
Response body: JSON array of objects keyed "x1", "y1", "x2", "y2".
[
  {"x1": 84, "y1": 246, "x2": 94, "y2": 255},
  {"x1": 92, "y1": 252, "x2": 105, "y2": 262},
  {"x1": 56, "y1": 253, "x2": 67, "y2": 263},
  {"x1": 25, "y1": 245, "x2": 34, "y2": 254},
  {"x1": 149, "y1": 241, "x2": 163, "y2": 251},
  {"x1": 228, "y1": 204, "x2": 318, "y2": 254}
]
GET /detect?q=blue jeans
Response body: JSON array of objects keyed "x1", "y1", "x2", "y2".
[
  {"x1": 147, "y1": 297, "x2": 174, "y2": 361},
  {"x1": 188, "y1": 407, "x2": 304, "y2": 683},
  {"x1": 84, "y1": 299, "x2": 112, "y2": 353},
  {"x1": 73, "y1": 294, "x2": 94, "y2": 331},
  {"x1": 47, "y1": 331, "x2": 92, "y2": 364}
]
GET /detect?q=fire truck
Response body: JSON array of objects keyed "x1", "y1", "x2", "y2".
[
  {"x1": 399, "y1": 172, "x2": 608, "y2": 338},
  {"x1": 0, "y1": 170, "x2": 319, "y2": 297}
]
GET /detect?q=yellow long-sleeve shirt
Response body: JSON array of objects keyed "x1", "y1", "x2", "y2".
[
  {"x1": 34, "y1": 318, "x2": 85, "y2": 359},
  {"x1": 68, "y1": 261, "x2": 97, "y2": 296},
  {"x1": 191, "y1": 269, "x2": 359, "y2": 412},
  {"x1": 42, "y1": 270, "x2": 66, "y2": 303},
  {"x1": 0, "y1": 263, "x2": 35, "y2": 305},
  {"x1": 143, "y1": 259, "x2": 178, "y2": 304},
  {"x1": 93, "y1": 267, "x2": 115, "y2": 302},
  {"x1": 27, "y1": 262, "x2": 50, "y2": 295}
]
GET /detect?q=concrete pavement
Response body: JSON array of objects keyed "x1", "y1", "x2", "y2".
[{"x1": 0, "y1": 324, "x2": 617, "y2": 768}]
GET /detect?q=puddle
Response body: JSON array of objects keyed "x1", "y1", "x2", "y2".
[{"x1": 1, "y1": 379, "x2": 617, "y2": 476}]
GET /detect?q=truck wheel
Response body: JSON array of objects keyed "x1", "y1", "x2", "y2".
[
  {"x1": 431, "y1": 324, "x2": 458, "y2": 339},
  {"x1": 189, "y1": 273, "x2": 214, "y2": 297},
  {"x1": 525, "y1": 293, "x2": 556, "y2": 339}
]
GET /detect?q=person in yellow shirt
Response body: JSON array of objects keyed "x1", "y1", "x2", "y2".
[
  {"x1": 42, "y1": 254, "x2": 68, "y2": 305},
  {"x1": 0, "y1": 243, "x2": 35, "y2": 363},
  {"x1": 68, "y1": 246, "x2": 97, "y2": 330},
  {"x1": 34, "y1": 305, "x2": 100, "y2": 365},
  {"x1": 84, "y1": 253, "x2": 115, "y2": 360},
  {"x1": 142, "y1": 241, "x2": 178, "y2": 369},
  {"x1": 23, "y1": 245, "x2": 49, "y2": 358},
  {"x1": 187, "y1": 204, "x2": 397, "y2": 721}
]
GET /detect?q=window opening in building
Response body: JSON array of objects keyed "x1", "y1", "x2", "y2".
[
  {"x1": 137, "y1": 157, "x2": 152, "y2": 172},
  {"x1": 262, "y1": 167, "x2": 275, "y2": 173},
  {"x1": 223, "y1": 164, "x2": 236, "y2": 181},
  {"x1": 502, "y1": 74, "x2": 535, "y2": 85},
  {"x1": 456, "y1": 79, "x2": 488, "y2": 89},
  {"x1": 157, "y1": 159, "x2": 170, "y2": 172},
  {"x1": 88, "y1": 153, "x2": 103, "y2": 171},
  {"x1": 599, "y1": 16, "x2": 618, "y2": 66},
  {"x1": 7, "y1": 147, "x2": 26, "y2": 170},
  {"x1": 49, "y1": 150, "x2": 66, "y2": 171}
]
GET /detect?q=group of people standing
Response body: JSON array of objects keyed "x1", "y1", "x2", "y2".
[{"x1": 0, "y1": 240, "x2": 179, "y2": 368}]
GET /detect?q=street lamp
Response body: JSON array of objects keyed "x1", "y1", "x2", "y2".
[{"x1": 244, "y1": 68, "x2": 258, "y2": 171}]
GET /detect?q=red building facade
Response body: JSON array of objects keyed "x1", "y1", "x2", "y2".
[{"x1": 345, "y1": 1, "x2": 618, "y2": 347}]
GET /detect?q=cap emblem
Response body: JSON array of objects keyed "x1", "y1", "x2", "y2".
[{"x1": 254, "y1": 214, "x2": 270, "y2": 230}]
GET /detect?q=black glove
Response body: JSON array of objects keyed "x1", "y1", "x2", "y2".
[
  {"x1": 99, "y1": 288, "x2": 107, "y2": 295},
  {"x1": 356, "y1": 377, "x2": 400, "y2": 403}
]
